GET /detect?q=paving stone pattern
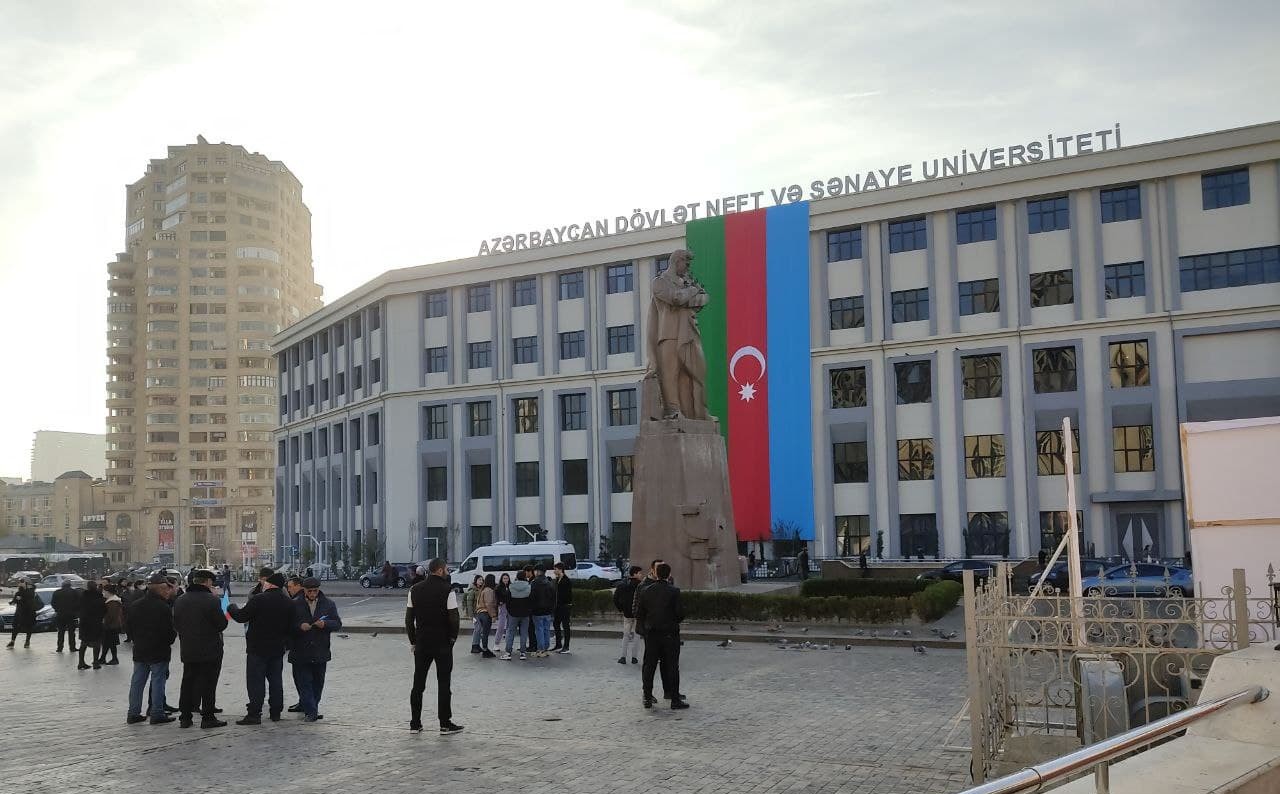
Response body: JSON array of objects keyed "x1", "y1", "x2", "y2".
[{"x1": 0, "y1": 631, "x2": 970, "y2": 793}]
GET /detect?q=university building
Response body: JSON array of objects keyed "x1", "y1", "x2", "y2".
[{"x1": 272, "y1": 122, "x2": 1280, "y2": 566}]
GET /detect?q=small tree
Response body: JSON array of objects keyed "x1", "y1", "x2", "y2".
[
  {"x1": 771, "y1": 519, "x2": 804, "y2": 558},
  {"x1": 407, "y1": 520, "x2": 419, "y2": 562}
]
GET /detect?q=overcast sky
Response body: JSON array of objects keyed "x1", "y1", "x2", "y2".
[{"x1": 1, "y1": 0, "x2": 1278, "y2": 478}]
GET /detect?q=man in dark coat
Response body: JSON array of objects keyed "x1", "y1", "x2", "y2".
[
  {"x1": 551, "y1": 562, "x2": 573, "y2": 654},
  {"x1": 228, "y1": 572, "x2": 293, "y2": 724},
  {"x1": 289, "y1": 577, "x2": 342, "y2": 722},
  {"x1": 613, "y1": 565, "x2": 643, "y2": 665},
  {"x1": 405, "y1": 559, "x2": 462, "y2": 735},
  {"x1": 127, "y1": 573, "x2": 177, "y2": 724},
  {"x1": 635, "y1": 563, "x2": 687, "y2": 710},
  {"x1": 529, "y1": 566, "x2": 556, "y2": 657},
  {"x1": 51, "y1": 581, "x2": 81, "y2": 653},
  {"x1": 173, "y1": 569, "x2": 228, "y2": 729},
  {"x1": 7, "y1": 580, "x2": 39, "y2": 649},
  {"x1": 77, "y1": 580, "x2": 107, "y2": 669}
]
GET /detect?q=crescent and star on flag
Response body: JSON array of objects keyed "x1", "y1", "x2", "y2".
[{"x1": 729, "y1": 345, "x2": 767, "y2": 402}]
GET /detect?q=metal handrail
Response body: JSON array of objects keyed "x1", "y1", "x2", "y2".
[{"x1": 958, "y1": 685, "x2": 1269, "y2": 794}]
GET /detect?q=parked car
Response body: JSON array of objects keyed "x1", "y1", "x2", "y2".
[
  {"x1": 38, "y1": 573, "x2": 87, "y2": 589},
  {"x1": 0, "y1": 588, "x2": 56, "y2": 632},
  {"x1": 1027, "y1": 559, "x2": 1108, "y2": 593},
  {"x1": 359, "y1": 563, "x2": 416, "y2": 589},
  {"x1": 449, "y1": 541, "x2": 578, "y2": 592},
  {"x1": 1081, "y1": 563, "x2": 1194, "y2": 597},
  {"x1": 917, "y1": 559, "x2": 995, "y2": 584},
  {"x1": 6, "y1": 571, "x2": 43, "y2": 586},
  {"x1": 573, "y1": 561, "x2": 621, "y2": 583}
]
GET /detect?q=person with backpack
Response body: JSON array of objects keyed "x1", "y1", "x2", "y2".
[
  {"x1": 613, "y1": 565, "x2": 643, "y2": 665},
  {"x1": 501, "y1": 568, "x2": 533, "y2": 660},
  {"x1": 529, "y1": 566, "x2": 557, "y2": 658}
]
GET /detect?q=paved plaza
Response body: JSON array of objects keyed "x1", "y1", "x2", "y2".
[{"x1": 0, "y1": 630, "x2": 971, "y2": 793}]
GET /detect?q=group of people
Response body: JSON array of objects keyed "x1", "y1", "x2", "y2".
[
  {"x1": 460, "y1": 562, "x2": 574, "y2": 660},
  {"x1": 7, "y1": 577, "x2": 126, "y2": 668}
]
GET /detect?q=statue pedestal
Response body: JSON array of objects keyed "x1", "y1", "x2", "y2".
[{"x1": 630, "y1": 375, "x2": 738, "y2": 591}]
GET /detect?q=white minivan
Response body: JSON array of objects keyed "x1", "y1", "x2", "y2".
[{"x1": 449, "y1": 540, "x2": 577, "y2": 592}]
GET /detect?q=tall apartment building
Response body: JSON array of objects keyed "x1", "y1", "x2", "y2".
[{"x1": 106, "y1": 138, "x2": 322, "y2": 566}]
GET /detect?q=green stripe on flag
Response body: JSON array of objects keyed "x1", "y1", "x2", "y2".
[{"x1": 686, "y1": 216, "x2": 727, "y2": 438}]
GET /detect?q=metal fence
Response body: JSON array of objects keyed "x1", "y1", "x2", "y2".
[{"x1": 964, "y1": 563, "x2": 1278, "y2": 784}]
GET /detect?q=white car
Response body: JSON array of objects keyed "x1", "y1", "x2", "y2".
[
  {"x1": 39, "y1": 573, "x2": 87, "y2": 589},
  {"x1": 572, "y1": 561, "x2": 621, "y2": 583}
]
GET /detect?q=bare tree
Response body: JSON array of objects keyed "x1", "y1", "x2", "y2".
[{"x1": 407, "y1": 519, "x2": 419, "y2": 562}]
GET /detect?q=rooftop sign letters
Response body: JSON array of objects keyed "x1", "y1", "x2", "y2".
[{"x1": 476, "y1": 123, "x2": 1123, "y2": 256}]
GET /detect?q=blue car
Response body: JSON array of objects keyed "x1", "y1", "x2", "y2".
[{"x1": 1081, "y1": 563, "x2": 1193, "y2": 597}]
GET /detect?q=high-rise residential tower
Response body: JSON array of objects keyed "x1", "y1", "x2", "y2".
[{"x1": 106, "y1": 138, "x2": 322, "y2": 566}]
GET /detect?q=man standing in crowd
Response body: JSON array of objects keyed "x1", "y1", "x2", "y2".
[
  {"x1": 77, "y1": 579, "x2": 106, "y2": 670},
  {"x1": 52, "y1": 579, "x2": 81, "y2": 654},
  {"x1": 285, "y1": 575, "x2": 304, "y2": 600},
  {"x1": 501, "y1": 567, "x2": 532, "y2": 660},
  {"x1": 290, "y1": 577, "x2": 342, "y2": 722},
  {"x1": 551, "y1": 562, "x2": 573, "y2": 654},
  {"x1": 613, "y1": 565, "x2": 643, "y2": 665},
  {"x1": 249, "y1": 566, "x2": 273, "y2": 597},
  {"x1": 173, "y1": 569, "x2": 228, "y2": 729},
  {"x1": 405, "y1": 558, "x2": 463, "y2": 735},
  {"x1": 127, "y1": 573, "x2": 178, "y2": 725},
  {"x1": 228, "y1": 572, "x2": 293, "y2": 724},
  {"x1": 635, "y1": 562, "x2": 687, "y2": 710},
  {"x1": 529, "y1": 565, "x2": 556, "y2": 658},
  {"x1": 381, "y1": 560, "x2": 396, "y2": 590}
]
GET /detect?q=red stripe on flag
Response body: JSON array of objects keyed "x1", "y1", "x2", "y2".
[{"x1": 724, "y1": 210, "x2": 771, "y2": 542}]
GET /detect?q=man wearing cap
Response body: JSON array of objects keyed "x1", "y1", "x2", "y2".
[
  {"x1": 126, "y1": 573, "x2": 178, "y2": 725},
  {"x1": 228, "y1": 572, "x2": 293, "y2": 724},
  {"x1": 173, "y1": 569, "x2": 229, "y2": 729},
  {"x1": 248, "y1": 566, "x2": 274, "y2": 597},
  {"x1": 289, "y1": 577, "x2": 342, "y2": 722}
]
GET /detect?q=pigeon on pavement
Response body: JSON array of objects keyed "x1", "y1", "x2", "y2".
[
  {"x1": 913, "y1": 645, "x2": 927, "y2": 654},
  {"x1": 844, "y1": 644, "x2": 853, "y2": 650},
  {"x1": 716, "y1": 639, "x2": 732, "y2": 648},
  {"x1": 942, "y1": 631, "x2": 959, "y2": 640}
]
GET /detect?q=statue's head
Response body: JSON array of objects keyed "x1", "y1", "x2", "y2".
[{"x1": 671, "y1": 249, "x2": 692, "y2": 275}]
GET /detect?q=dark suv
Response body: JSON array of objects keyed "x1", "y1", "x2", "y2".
[
  {"x1": 359, "y1": 563, "x2": 416, "y2": 589},
  {"x1": 917, "y1": 559, "x2": 995, "y2": 584}
]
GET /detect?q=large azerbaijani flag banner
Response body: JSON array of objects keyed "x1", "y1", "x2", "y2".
[{"x1": 686, "y1": 202, "x2": 815, "y2": 542}]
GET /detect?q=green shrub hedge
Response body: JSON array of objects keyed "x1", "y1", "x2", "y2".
[
  {"x1": 571, "y1": 581, "x2": 961, "y2": 624},
  {"x1": 800, "y1": 578, "x2": 930, "y2": 599}
]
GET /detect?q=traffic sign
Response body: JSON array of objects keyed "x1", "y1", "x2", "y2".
[
  {"x1": 191, "y1": 498, "x2": 221, "y2": 507},
  {"x1": 193, "y1": 480, "x2": 222, "y2": 488}
]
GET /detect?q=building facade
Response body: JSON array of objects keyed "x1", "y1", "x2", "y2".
[
  {"x1": 106, "y1": 138, "x2": 323, "y2": 565},
  {"x1": 273, "y1": 122, "x2": 1280, "y2": 566},
  {"x1": 0, "y1": 471, "x2": 105, "y2": 548},
  {"x1": 30, "y1": 431, "x2": 106, "y2": 482}
]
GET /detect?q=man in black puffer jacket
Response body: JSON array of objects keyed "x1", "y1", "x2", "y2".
[
  {"x1": 528, "y1": 567, "x2": 557, "y2": 658},
  {"x1": 127, "y1": 573, "x2": 178, "y2": 725},
  {"x1": 51, "y1": 581, "x2": 81, "y2": 653},
  {"x1": 551, "y1": 562, "x2": 573, "y2": 654},
  {"x1": 173, "y1": 569, "x2": 228, "y2": 729},
  {"x1": 228, "y1": 572, "x2": 293, "y2": 724}
]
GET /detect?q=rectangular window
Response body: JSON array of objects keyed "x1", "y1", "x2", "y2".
[
  {"x1": 467, "y1": 284, "x2": 491, "y2": 313},
  {"x1": 1100, "y1": 185, "x2": 1141, "y2": 223},
  {"x1": 897, "y1": 438, "x2": 935, "y2": 480},
  {"x1": 828, "y1": 296, "x2": 865, "y2": 330},
  {"x1": 961, "y1": 354, "x2": 1002, "y2": 399},
  {"x1": 888, "y1": 217, "x2": 927, "y2": 253},
  {"x1": 1179, "y1": 246, "x2": 1280, "y2": 292},
  {"x1": 891, "y1": 288, "x2": 929, "y2": 323},
  {"x1": 562, "y1": 459, "x2": 589, "y2": 495},
  {"x1": 332, "y1": 423, "x2": 344, "y2": 453},
  {"x1": 1036, "y1": 430, "x2": 1081, "y2": 475},
  {"x1": 425, "y1": 290, "x2": 448, "y2": 318},
  {"x1": 826, "y1": 227, "x2": 863, "y2": 262},
  {"x1": 560, "y1": 393, "x2": 587, "y2": 431},
  {"x1": 426, "y1": 346, "x2": 448, "y2": 374},
  {"x1": 514, "y1": 397, "x2": 539, "y2": 433},
  {"x1": 368, "y1": 413, "x2": 381, "y2": 446},
  {"x1": 1039, "y1": 511, "x2": 1084, "y2": 552},
  {"x1": 964, "y1": 434, "x2": 1006, "y2": 478},
  {"x1": 895, "y1": 361, "x2": 931, "y2": 405},
  {"x1": 370, "y1": 359, "x2": 381, "y2": 385},
  {"x1": 353, "y1": 474, "x2": 361, "y2": 507},
  {"x1": 512, "y1": 277, "x2": 538, "y2": 307},
  {"x1": 467, "y1": 341, "x2": 491, "y2": 370},
  {"x1": 467, "y1": 401, "x2": 492, "y2": 437},
  {"x1": 608, "y1": 388, "x2": 637, "y2": 426},
  {"x1": 1028, "y1": 195, "x2": 1070, "y2": 233},
  {"x1": 607, "y1": 325, "x2": 635, "y2": 355},
  {"x1": 1113, "y1": 425, "x2": 1155, "y2": 472},
  {"x1": 958, "y1": 278, "x2": 1000, "y2": 316},
  {"x1": 1032, "y1": 346, "x2": 1077, "y2": 393},
  {"x1": 425, "y1": 405, "x2": 449, "y2": 440},
  {"x1": 558, "y1": 271, "x2": 584, "y2": 300},
  {"x1": 336, "y1": 372, "x2": 346, "y2": 395},
  {"x1": 559, "y1": 330, "x2": 585, "y2": 360},
  {"x1": 835, "y1": 515, "x2": 871, "y2": 557},
  {"x1": 830, "y1": 366, "x2": 867, "y2": 408},
  {"x1": 1202, "y1": 168, "x2": 1250, "y2": 210},
  {"x1": 515, "y1": 461, "x2": 540, "y2": 497},
  {"x1": 563, "y1": 523, "x2": 589, "y2": 557},
  {"x1": 368, "y1": 306, "x2": 381, "y2": 331},
  {"x1": 606, "y1": 262, "x2": 634, "y2": 294},
  {"x1": 512, "y1": 336, "x2": 538, "y2": 365},
  {"x1": 899, "y1": 514, "x2": 938, "y2": 558},
  {"x1": 470, "y1": 464, "x2": 492, "y2": 499},
  {"x1": 610, "y1": 455, "x2": 634, "y2": 493},
  {"x1": 833, "y1": 441, "x2": 869, "y2": 484},
  {"x1": 351, "y1": 315, "x2": 362, "y2": 338},
  {"x1": 955, "y1": 206, "x2": 997, "y2": 244},
  {"x1": 966, "y1": 512, "x2": 1010, "y2": 556},
  {"x1": 1104, "y1": 262, "x2": 1146, "y2": 299},
  {"x1": 1030, "y1": 269, "x2": 1074, "y2": 307},
  {"x1": 426, "y1": 466, "x2": 448, "y2": 501},
  {"x1": 1109, "y1": 340, "x2": 1150, "y2": 388},
  {"x1": 353, "y1": 365, "x2": 364, "y2": 390},
  {"x1": 654, "y1": 256, "x2": 670, "y2": 275},
  {"x1": 350, "y1": 418, "x2": 362, "y2": 450},
  {"x1": 334, "y1": 325, "x2": 344, "y2": 346}
]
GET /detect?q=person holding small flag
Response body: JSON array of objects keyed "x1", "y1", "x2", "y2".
[{"x1": 289, "y1": 577, "x2": 342, "y2": 722}]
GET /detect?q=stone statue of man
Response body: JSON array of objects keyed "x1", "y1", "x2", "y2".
[{"x1": 646, "y1": 249, "x2": 709, "y2": 420}]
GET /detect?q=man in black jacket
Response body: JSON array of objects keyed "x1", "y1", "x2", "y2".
[
  {"x1": 51, "y1": 581, "x2": 81, "y2": 653},
  {"x1": 529, "y1": 566, "x2": 556, "y2": 658},
  {"x1": 290, "y1": 577, "x2": 342, "y2": 722},
  {"x1": 228, "y1": 572, "x2": 293, "y2": 724},
  {"x1": 551, "y1": 562, "x2": 573, "y2": 654},
  {"x1": 635, "y1": 563, "x2": 687, "y2": 710},
  {"x1": 405, "y1": 558, "x2": 463, "y2": 735},
  {"x1": 613, "y1": 565, "x2": 643, "y2": 665},
  {"x1": 127, "y1": 573, "x2": 178, "y2": 725},
  {"x1": 173, "y1": 569, "x2": 228, "y2": 729}
]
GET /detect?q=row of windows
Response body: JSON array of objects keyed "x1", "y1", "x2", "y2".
[
  {"x1": 278, "y1": 413, "x2": 382, "y2": 464},
  {"x1": 426, "y1": 325, "x2": 636, "y2": 373},
  {"x1": 425, "y1": 263, "x2": 639, "y2": 318},
  {"x1": 834, "y1": 511, "x2": 1089, "y2": 558},
  {"x1": 421, "y1": 389, "x2": 638, "y2": 441},
  {"x1": 824, "y1": 168, "x2": 1252, "y2": 262},
  {"x1": 424, "y1": 455, "x2": 636, "y2": 501},
  {"x1": 279, "y1": 359, "x2": 381, "y2": 416},
  {"x1": 280, "y1": 305, "x2": 380, "y2": 376},
  {"x1": 828, "y1": 340, "x2": 1149, "y2": 408}
]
